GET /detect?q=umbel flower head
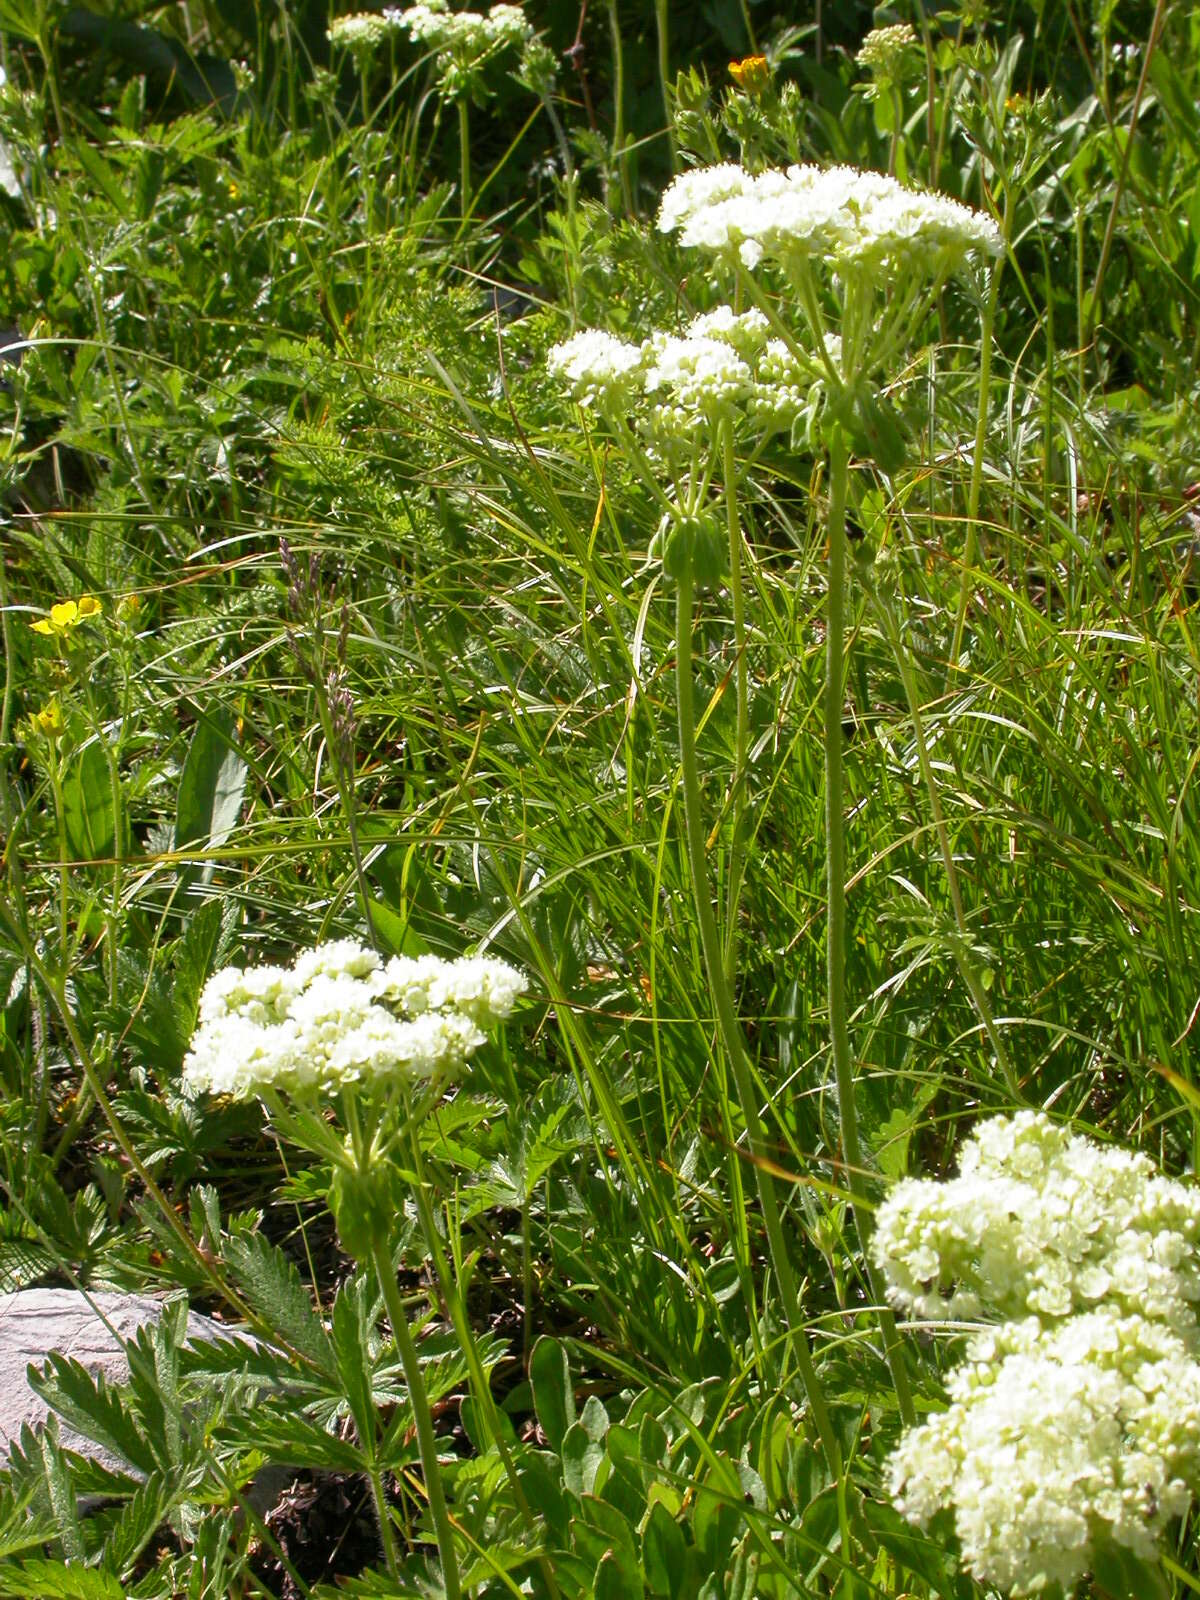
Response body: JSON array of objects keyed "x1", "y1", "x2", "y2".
[
  {"x1": 183, "y1": 938, "x2": 527, "y2": 1100},
  {"x1": 546, "y1": 306, "x2": 825, "y2": 445},
  {"x1": 657, "y1": 160, "x2": 1001, "y2": 277},
  {"x1": 876, "y1": 1112, "x2": 1200, "y2": 1596},
  {"x1": 872, "y1": 1109, "x2": 1200, "y2": 1330}
]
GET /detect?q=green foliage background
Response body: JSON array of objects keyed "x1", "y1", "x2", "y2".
[{"x1": 0, "y1": 0, "x2": 1198, "y2": 1594}]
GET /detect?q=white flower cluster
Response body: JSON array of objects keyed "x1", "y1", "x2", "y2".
[
  {"x1": 328, "y1": 10, "x2": 403, "y2": 50},
  {"x1": 545, "y1": 329, "x2": 645, "y2": 413},
  {"x1": 874, "y1": 1110, "x2": 1200, "y2": 1329},
  {"x1": 547, "y1": 307, "x2": 822, "y2": 440},
  {"x1": 183, "y1": 939, "x2": 527, "y2": 1100},
  {"x1": 890, "y1": 1311, "x2": 1200, "y2": 1594},
  {"x1": 875, "y1": 1112, "x2": 1200, "y2": 1595},
  {"x1": 397, "y1": 0, "x2": 532, "y2": 94},
  {"x1": 658, "y1": 161, "x2": 1001, "y2": 277}
]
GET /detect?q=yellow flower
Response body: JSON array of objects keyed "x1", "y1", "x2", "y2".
[
  {"x1": 30, "y1": 700, "x2": 64, "y2": 738},
  {"x1": 728, "y1": 55, "x2": 769, "y2": 95},
  {"x1": 116, "y1": 592, "x2": 142, "y2": 622},
  {"x1": 30, "y1": 595, "x2": 103, "y2": 635}
]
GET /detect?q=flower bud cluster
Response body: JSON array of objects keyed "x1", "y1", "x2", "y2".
[
  {"x1": 658, "y1": 160, "x2": 1001, "y2": 277},
  {"x1": 397, "y1": 0, "x2": 532, "y2": 96},
  {"x1": 874, "y1": 1113, "x2": 1200, "y2": 1594},
  {"x1": 856, "y1": 23, "x2": 918, "y2": 73},
  {"x1": 183, "y1": 939, "x2": 527, "y2": 1100},
  {"x1": 328, "y1": 11, "x2": 403, "y2": 51}
]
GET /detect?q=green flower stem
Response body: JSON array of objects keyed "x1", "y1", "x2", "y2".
[
  {"x1": 950, "y1": 253, "x2": 1003, "y2": 674},
  {"x1": 654, "y1": 0, "x2": 677, "y2": 170},
  {"x1": 370, "y1": 1235, "x2": 462, "y2": 1600},
  {"x1": 457, "y1": 97, "x2": 471, "y2": 215},
  {"x1": 405, "y1": 1131, "x2": 564, "y2": 1600},
  {"x1": 674, "y1": 569, "x2": 842, "y2": 1477},
  {"x1": 606, "y1": 0, "x2": 633, "y2": 215},
  {"x1": 867, "y1": 578, "x2": 1022, "y2": 1101},
  {"x1": 722, "y1": 422, "x2": 750, "y2": 985},
  {"x1": 822, "y1": 432, "x2": 915, "y2": 1428}
]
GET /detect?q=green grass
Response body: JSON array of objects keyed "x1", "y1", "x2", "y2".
[{"x1": 0, "y1": 1, "x2": 1199, "y2": 1596}]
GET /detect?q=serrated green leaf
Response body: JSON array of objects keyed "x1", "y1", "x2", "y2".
[
  {"x1": 223, "y1": 1233, "x2": 333, "y2": 1373},
  {"x1": 100, "y1": 1468, "x2": 172, "y2": 1574},
  {"x1": 0, "y1": 1562, "x2": 126, "y2": 1599},
  {"x1": 330, "y1": 1278, "x2": 377, "y2": 1449},
  {"x1": 27, "y1": 1355, "x2": 156, "y2": 1478}
]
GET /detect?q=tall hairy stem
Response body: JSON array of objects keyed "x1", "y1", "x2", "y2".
[
  {"x1": 457, "y1": 97, "x2": 471, "y2": 214},
  {"x1": 605, "y1": 0, "x2": 633, "y2": 214},
  {"x1": 951, "y1": 253, "x2": 1003, "y2": 675},
  {"x1": 654, "y1": 0, "x2": 677, "y2": 170},
  {"x1": 674, "y1": 570, "x2": 842, "y2": 1476},
  {"x1": 823, "y1": 433, "x2": 915, "y2": 1427},
  {"x1": 370, "y1": 1238, "x2": 462, "y2": 1600},
  {"x1": 722, "y1": 424, "x2": 750, "y2": 984},
  {"x1": 406, "y1": 1131, "x2": 564, "y2": 1600}
]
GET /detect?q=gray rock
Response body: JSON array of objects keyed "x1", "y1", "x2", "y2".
[{"x1": 0, "y1": 1288, "x2": 260, "y2": 1479}]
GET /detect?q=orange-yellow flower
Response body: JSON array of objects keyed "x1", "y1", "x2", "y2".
[{"x1": 728, "y1": 55, "x2": 769, "y2": 95}]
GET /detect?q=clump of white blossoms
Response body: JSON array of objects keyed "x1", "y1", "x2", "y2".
[
  {"x1": 874, "y1": 1110, "x2": 1200, "y2": 1329},
  {"x1": 397, "y1": 0, "x2": 532, "y2": 96},
  {"x1": 183, "y1": 938, "x2": 527, "y2": 1100},
  {"x1": 657, "y1": 160, "x2": 1001, "y2": 277},
  {"x1": 545, "y1": 329, "x2": 645, "y2": 415},
  {"x1": 546, "y1": 307, "x2": 827, "y2": 444},
  {"x1": 875, "y1": 1112, "x2": 1200, "y2": 1595},
  {"x1": 328, "y1": 10, "x2": 403, "y2": 51}
]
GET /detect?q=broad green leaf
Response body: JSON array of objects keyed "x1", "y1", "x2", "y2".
[
  {"x1": 174, "y1": 711, "x2": 247, "y2": 870},
  {"x1": 561, "y1": 1420, "x2": 604, "y2": 1500},
  {"x1": 642, "y1": 1499, "x2": 687, "y2": 1596},
  {"x1": 62, "y1": 740, "x2": 115, "y2": 861},
  {"x1": 530, "y1": 1335, "x2": 574, "y2": 1453}
]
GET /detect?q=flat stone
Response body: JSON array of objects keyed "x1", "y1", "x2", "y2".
[{"x1": 0, "y1": 1288, "x2": 254, "y2": 1476}]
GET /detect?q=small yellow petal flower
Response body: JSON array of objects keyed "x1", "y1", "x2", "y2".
[
  {"x1": 728, "y1": 55, "x2": 769, "y2": 95},
  {"x1": 31, "y1": 701, "x2": 64, "y2": 737},
  {"x1": 30, "y1": 594, "x2": 104, "y2": 636},
  {"x1": 116, "y1": 592, "x2": 142, "y2": 620}
]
